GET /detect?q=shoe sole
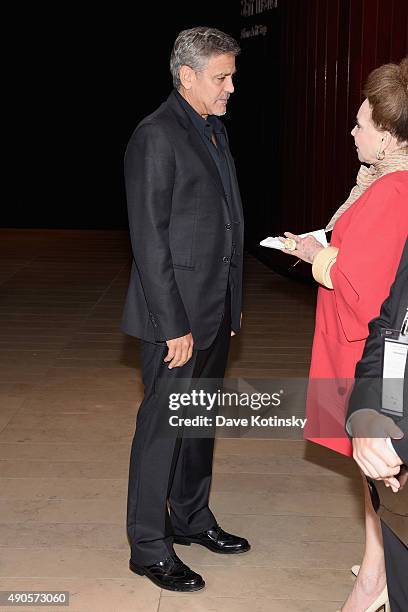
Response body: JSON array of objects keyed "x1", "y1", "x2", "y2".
[
  {"x1": 129, "y1": 561, "x2": 205, "y2": 592},
  {"x1": 174, "y1": 537, "x2": 251, "y2": 554}
]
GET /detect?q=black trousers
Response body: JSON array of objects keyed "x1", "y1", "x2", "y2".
[
  {"x1": 381, "y1": 522, "x2": 408, "y2": 611},
  {"x1": 127, "y1": 295, "x2": 231, "y2": 565}
]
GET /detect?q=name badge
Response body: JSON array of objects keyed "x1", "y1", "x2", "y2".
[{"x1": 381, "y1": 329, "x2": 408, "y2": 417}]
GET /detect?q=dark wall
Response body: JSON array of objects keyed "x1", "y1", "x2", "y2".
[
  {"x1": 6, "y1": 1, "x2": 407, "y2": 250},
  {"x1": 7, "y1": 5, "x2": 240, "y2": 229},
  {"x1": 237, "y1": 0, "x2": 408, "y2": 276}
]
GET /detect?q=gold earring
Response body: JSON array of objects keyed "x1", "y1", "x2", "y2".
[{"x1": 376, "y1": 138, "x2": 385, "y2": 160}]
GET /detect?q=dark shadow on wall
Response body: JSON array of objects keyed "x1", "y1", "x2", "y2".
[{"x1": 7, "y1": 4, "x2": 241, "y2": 230}]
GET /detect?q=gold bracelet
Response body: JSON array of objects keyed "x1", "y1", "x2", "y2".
[{"x1": 312, "y1": 246, "x2": 338, "y2": 289}]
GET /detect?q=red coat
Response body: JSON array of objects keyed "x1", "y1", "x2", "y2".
[{"x1": 306, "y1": 171, "x2": 408, "y2": 456}]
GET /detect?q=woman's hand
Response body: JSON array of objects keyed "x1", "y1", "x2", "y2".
[{"x1": 279, "y1": 232, "x2": 325, "y2": 264}]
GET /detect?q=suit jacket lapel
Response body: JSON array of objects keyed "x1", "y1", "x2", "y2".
[
  {"x1": 224, "y1": 145, "x2": 244, "y2": 223},
  {"x1": 166, "y1": 91, "x2": 227, "y2": 201}
]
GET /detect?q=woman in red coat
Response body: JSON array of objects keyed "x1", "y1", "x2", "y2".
[{"x1": 282, "y1": 58, "x2": 408, "y2": 612}]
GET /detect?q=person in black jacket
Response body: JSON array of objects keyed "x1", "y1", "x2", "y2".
[
  {"x1": 347, "y1": 238, "x2": 408, "y2": 611},
  {"x1": 121, "y1": 27, "x2": 249, "y2": 592}
]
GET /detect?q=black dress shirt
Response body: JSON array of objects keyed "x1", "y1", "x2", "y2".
[
  {"x1": 174, "y1": 90, "x2": 233, "y2": 206},
  {"x1": 174, "y1": 90, "x2": 242, "y2": 274}
]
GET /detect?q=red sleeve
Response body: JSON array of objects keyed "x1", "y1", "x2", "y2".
[{"x1": 330, "y1": 173, "x2": 408, "y2": 342}]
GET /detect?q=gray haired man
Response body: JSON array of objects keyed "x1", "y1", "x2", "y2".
[{"x1": 122, "y1": 27, "x2": 249, "y2": 592}]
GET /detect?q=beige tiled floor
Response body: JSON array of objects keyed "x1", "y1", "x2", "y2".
[{"x1": 0, "y1": 230, "x2": 364, "y2": 611}]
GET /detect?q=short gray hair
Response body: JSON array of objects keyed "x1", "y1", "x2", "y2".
[{"x1": 170, "y1": 27, "x2": 240, "y2": 89}]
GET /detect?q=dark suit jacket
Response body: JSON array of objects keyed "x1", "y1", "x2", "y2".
[
  {"x1": 121, "y1": 90, "x2": 244, "y2": 350},
  {"x1": 347, "y1": 238, "x2": 408, "y2": 462},
  {"x1": 347, "y1": 238, "x2": 408, "y2": 543}
]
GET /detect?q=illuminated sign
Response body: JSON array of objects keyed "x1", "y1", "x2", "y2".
[{"x1": 241, "y1": 0, "x2": 278, "y2": 17}]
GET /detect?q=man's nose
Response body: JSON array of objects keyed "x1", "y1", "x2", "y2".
[{"x1": 225, "y1": 76, "x2": 234, "y2": 94}]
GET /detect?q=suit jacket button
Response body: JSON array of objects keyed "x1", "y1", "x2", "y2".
[
  {"x1": 223, "y1": 256, "x2": 230, "y2": 264},
  {"x1": 225, "y1": 223, "x2": 232, "y2": 230}
]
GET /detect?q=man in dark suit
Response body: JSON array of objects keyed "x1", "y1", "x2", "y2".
[
  {"x1": 122, "y1": 27, "x2": 249, "y2": 592},
  {"x1": 347, "y1": 238, "x2": 408, "y2": 611}
]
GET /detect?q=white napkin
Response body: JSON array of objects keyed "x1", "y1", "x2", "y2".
[{"x1": 260, "y1": 228, "x2": 328, "y2": 250}]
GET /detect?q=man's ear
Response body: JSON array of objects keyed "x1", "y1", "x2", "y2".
[{"x1": 179, "y1": 65, "x2": 195, "y2": 90}]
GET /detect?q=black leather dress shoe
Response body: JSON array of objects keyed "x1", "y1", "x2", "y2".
[
  {"x1": 174, "y1": 524, "x2": 251, "y2": 554},
  {"x1": 129, "y1": 553, "x2": 205, "y2": 592}
]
